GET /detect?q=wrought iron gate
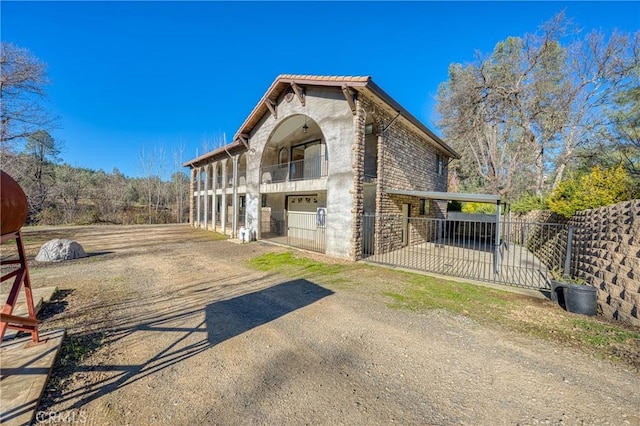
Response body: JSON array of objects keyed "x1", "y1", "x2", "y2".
[
  {"x1": 261, "y1": 210, "x2": 326, "y2": 253},
  {"x1": 362, "y1": 215, "x2": 575, "y2": 290}
]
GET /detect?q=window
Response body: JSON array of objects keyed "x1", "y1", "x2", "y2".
[
  {"x1": 420, "y1": 199, "x2": 430, "y2": 215},
  {"x1": 436, "y1": 154, "x2": 444, "y2": 176},
  {"x1": 365, "y1": 123, "x2": 374, "y2": 135},
  {"x1": 290, "y1": 139, "x2": 324, "y2": 180}
]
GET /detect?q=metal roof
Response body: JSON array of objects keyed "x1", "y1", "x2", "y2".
[{"x1": 386, "y1": 190, "x2": 501, "y2": 204}]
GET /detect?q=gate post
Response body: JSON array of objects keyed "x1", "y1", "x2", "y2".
[
  {"x1": 564, "y1": 225, "x2": 574, "y2": 275},
  {"x1": 494, "y1": 201, "x2": 502, "y2": 275}
]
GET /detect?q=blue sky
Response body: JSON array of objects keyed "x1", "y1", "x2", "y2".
[{"x1": 3, "y1": 1, "x2": 638, "y2": 178}]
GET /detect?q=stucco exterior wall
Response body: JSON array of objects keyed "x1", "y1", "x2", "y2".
[{"x1": 246, "y1": 85, "x2": 356, "y2": 259}]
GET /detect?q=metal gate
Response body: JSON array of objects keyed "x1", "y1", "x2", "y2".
[
  {"x1": 260, "y1": 210, "x2": 326, "y2": 253},
  {"x1": 362, "y1": 215, "x2": 575, "y2": 290}
]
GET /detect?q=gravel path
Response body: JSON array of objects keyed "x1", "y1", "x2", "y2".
[{"x1": 27, "y1": 225, "x2": 639, "y2": 425}]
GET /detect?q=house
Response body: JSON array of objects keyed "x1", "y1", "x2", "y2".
[{"x1": 183, "y1": 74, "x2": 459, "y2": 261}]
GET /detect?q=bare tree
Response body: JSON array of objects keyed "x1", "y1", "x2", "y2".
[
  {"x1": 20, "y1": 130, "x2": 60, "y2": 219},
  {"x1": 0, "y1": 42, "x2": 56, "y2": 150},
  {"x1": 436, "y1": 13, "x2": 638, "y2": 199},
  {"x1": 551, "y1": 30, "x2": 639, "y2": 189},
  {"x1": 139, "y1": 145, "x2": 166, "y2": 224},
  {"x1": 55, "y1": 164, "x2": 89, "y2": 223},
  {"x1": 172, "y1": 142, "x2": 187, "y2": 222}
]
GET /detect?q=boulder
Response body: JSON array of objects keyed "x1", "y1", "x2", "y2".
[{"x1": 36, "y1": 239, "x2": 87, "y2": 262}]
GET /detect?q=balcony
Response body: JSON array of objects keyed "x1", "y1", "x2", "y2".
[{"x1": 261, "y1": 156, "x2": 327, "y2": 184}]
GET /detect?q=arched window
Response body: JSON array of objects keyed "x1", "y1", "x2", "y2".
[{"x1": 278, "y1": 147, "x2": 289, "y2": 167}]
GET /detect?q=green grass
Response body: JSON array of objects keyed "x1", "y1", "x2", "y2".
[
  {"x1": 569, "y1": 318, "x2": 640, "y2": 347},
  {"x1": 248, "y1": 250, "x2": 640, "y2": 369},
  {"x1": 248, "y1": 252, "x2": 345, "y2": 277},
  {"x1": 383, "y1": 274, "x2": 511, "y2": 321}
]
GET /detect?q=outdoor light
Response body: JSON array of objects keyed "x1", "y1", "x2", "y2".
[{"x1": 302, "y1": 117, "x2": 309, "y2": 133}]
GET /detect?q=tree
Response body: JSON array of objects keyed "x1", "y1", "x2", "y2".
[
  {"x1": 547, "y1": 165, "x2": 632, "y2": 217},
  {"x1": 575, "y1": 85, "x2": 640, "y2": 189},
  {"x1": 550, "y1": 29, "x2": 639, "y2": 190},
  {"x1": 169, "y1": 171, "x2": 190, "y2": 223},
  {"x1": 139, "y1": 145, "x2": 166, "y2": 224},
  {"x1": 21, "y1": 130, "x2": 60, "y2": 219},
  {"x1": 55, "y1": 164, "x2": 89, "y2": 223},
  {"x1": 172, "y1": 143, "x2": 187, "y2": 223},
  {"x1": 436, "y1": 13, "x2": 639, "y2": 200},
  {"x1": 0, "y1": 42, "x2": 56, "y2": 149}
]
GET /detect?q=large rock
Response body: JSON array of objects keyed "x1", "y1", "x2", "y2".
[{"x1": 36, "y1": 239, "x2": 87, "y2": 262}]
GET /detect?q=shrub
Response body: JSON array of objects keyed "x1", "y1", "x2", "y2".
[
  {"x1": 461, "y1": 202, "x2": 497, "y2": 214},
  {"x1": 511, "y1": 194, "x2": 548, "y2": 214},
  {"x1": 548, "y1": 165, "x2": 632, "y2": 218}
]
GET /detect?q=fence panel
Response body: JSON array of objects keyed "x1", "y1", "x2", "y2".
[
  {"x1": 260, "y1": 210, "x2": 326, "y2": 253},
  {"x1": 363, "y1": 215, "x2": 572, "y2": 290}
]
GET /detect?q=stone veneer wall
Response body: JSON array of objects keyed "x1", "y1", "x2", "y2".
[
  {"x1": 570, "y1": 200, "x2": 639, "y2": 326},
  {"x1": 350, "y1": 99, "x2": 367, "y2": 260},
  {"x1": 358, "y1": 96, "x2": 450, "y2": 257}
]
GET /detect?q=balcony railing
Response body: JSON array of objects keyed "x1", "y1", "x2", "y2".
[{"x1": 261, "y1": 156, "x2": 327, "y2": 184}]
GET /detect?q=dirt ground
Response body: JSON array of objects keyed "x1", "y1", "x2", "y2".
[{"x1": 13, "y1": 224, "x2": 640, "y2": 425}]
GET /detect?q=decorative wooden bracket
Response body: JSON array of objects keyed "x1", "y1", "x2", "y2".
[
  {"x1": 265, "y1": 99, "x2": 277, "y2": 119},
  {"x1": 238, "y1": 133, "x2": 250, "y2": 149},
  {"x1": 342, "y1": 85, "x2": 356, "y2": 115},
  {"x1": 290, "y1": 82, "x2": 305, "y2": 106}
]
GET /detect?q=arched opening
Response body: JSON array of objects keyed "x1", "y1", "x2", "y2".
[
  {"x1": 238, "y1": 153, "x2": 247, "y2": 187},
  {"x1": 225, "y1": 158, "x2": 233, "y2": 188},
  {"x1": 216, "y1": 163, "x2": 222, "y2": 189},
  {"x1": 206, "y1": 164, "x2": 213, "y2": 189},
  {"x1": 258, "y1": 114, "x2": 328, "y2": 253},
  {"x1": 260, "y1": 114, "x2": 326, "y2": 184}
]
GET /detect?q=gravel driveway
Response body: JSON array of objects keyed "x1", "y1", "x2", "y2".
[{"x1": 26, "y1": 224, "x2": 639, "y2": 425}]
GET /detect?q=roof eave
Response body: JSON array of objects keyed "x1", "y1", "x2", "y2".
[{"x1": 361, "y1": 80, "x2": 460, "y2": 159}]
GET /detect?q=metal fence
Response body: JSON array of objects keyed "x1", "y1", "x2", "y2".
[
  {"x1": 260, "y1": 156, "x2": 328, "y2": 184},
  {"x1": 362, "y1": 215, "x2": 576, "y2": 290},
  {"x1": 260, "y1": 210, "x2": 326, "y2": 253}
]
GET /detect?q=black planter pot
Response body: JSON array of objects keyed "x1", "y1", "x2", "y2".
[{"x1": 551, "y1": 280, "x2": 597, "y2": 316}]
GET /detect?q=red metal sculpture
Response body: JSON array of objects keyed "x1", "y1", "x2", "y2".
[{"x1": 0, "y1": 170, "x2": 39, "y2": 343}]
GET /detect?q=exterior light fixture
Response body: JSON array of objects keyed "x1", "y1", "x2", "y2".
[{"x1": 302, "y1": 117, "x2": 309, "y2": 133}]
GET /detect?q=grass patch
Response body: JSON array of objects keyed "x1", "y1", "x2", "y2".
[
  {"x1": 199, "y1": 231, "x2": 229, "y2": 241},
  {"x1": 248, "y1": 250, "x2": 640, "y2": 369},
  {"x1": 569, "y1": 318, "x2": 640, "y2": 347},
  {"x1": 384, "y1": 272, "x2": 640, "y2": 367},
  {"x1": 248, "y1": 252, "x2": 345, "y2": 278},
  {"x1": 385, "y1": 274, "x2": 509, "y2": 319}
]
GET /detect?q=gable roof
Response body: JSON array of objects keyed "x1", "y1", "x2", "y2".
[{"x1": 184, "y1": 74, "x2": 459, "y2": 167}]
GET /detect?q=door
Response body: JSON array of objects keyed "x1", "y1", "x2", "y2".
[{"x1": 402, "y1": 203, "x2": 410, "y2": 246}]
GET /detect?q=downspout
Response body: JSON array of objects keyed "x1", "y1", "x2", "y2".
[{"x1": 382, "y1": 111, "x2": 401, "y2": 133}]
